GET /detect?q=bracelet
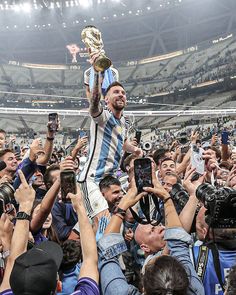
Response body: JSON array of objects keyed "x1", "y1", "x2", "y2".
[
  {"x1": 47, "y1": 137, "x2": 54, "y2": 141},
  {"x1": 163, "y1": 196, "x2": 172, "y2": 204}
]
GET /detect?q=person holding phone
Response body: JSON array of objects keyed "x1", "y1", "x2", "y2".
[{"x1": 78, "y1": 56, "x2": 142, "y2": 219}]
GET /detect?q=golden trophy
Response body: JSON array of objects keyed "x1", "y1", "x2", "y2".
[{"x1": 81, "y1": 26, "x2": 112, "y2": 72}]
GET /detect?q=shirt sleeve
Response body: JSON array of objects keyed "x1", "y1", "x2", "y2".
[
  {"x1": 72, "y1": 277, "x2": 99, "y2": 295},
  {"x1": 97, "y1": 233, "x2": 140, "y2": 295},
  {"x1": 165, "y1": 227, "x2": 205, "y2": 295},
  {"x1": 84, "y1": 68, "x2": 90, "y2": 86},
  {"x1": 91, "y1": 108, "x2": 111, "y2": 125},
  {"x1": 0, "y1": 290, "x2": 14, "y2": 295}
]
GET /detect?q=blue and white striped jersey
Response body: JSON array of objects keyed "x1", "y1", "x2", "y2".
[{"x1": 78, "y1": 108, "x2": 129, "y2": 184}]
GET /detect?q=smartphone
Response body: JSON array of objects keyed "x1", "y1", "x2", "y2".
[
  {"x1": 191, "y1": 146, "x2": 205, "y2": 175},
  {"x1": 134, "y1": 158, "x2": 153, "y2": 193},
  {"x1": 48, "y1": 113, "x2": 59, "y2": 132},
  {"x1": 79, "y1": 130, "x2": 87, "y2": 138},
  {"x1": 221, "y1": 131, "x2": 229, "y2": 145},
  {"x1": 60, "y1": 170, "x2": 77, "y2": 203},
  {"x1": 181, "y1": 145, "x2": 190, "y2": 154},
  {"x1": 135, "y1": 130, "x2": 142, "y2": 144}
]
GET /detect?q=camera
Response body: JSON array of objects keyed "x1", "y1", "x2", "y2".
[
  {"x1": 196, "y1": 183, "x2": 236, "y2": 228},
  {"x1": 169, "y1": 183, "x2": 189, "y2": 213},
  {"x1": 0, "y1": 183, "x2": 15, "y2": 215}
]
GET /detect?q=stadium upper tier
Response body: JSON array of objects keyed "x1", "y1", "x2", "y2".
[{"x1": 1, "y1": 33, "x2": 236, "y2": 111}]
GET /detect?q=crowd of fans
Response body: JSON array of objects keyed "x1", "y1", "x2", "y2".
[{"x1": 0, "y1": 55, "x2": 236, "y2": 295}]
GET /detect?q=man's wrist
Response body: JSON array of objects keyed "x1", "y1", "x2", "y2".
[{"x1": 18, "y1": 206, "x2": 32, "y2": 215}]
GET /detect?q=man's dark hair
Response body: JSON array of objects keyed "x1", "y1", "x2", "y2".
[
  {"x1": 0, "y1": 149, "x2": 13, "y2": 160},
  {"x1": 226, "y1": 265, "x2": 236, "y2": 295},
  {"x1": 84, "y1": 25, "x2": 97, "y2": 29},
  {"x1": 143, "y1": 255, "x2": 189, "y2": 295},
  {"x1": 123, "y1": 153, "x2": 139, "y2": 172},
  {"x1": 99, "y1": 175, "x2": 121, "y2": 192},
  {"x1": 0, "y1": 129, "x2": 6, "y2": 135},
  {"x1": 43, "y1": 164, "x2": 60, "y2": 190},
  {"x1": 153, "y1": 148, "x2": 170, "y2": 166},
  {"x1": 105, "y1": 81, "x2": 125, "y2": 97},
  {"x1": 60, "y1": 240, "x2": 82, "y2": 272}
]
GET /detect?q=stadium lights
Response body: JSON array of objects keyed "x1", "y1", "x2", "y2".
[{"x1": 78, "y1": 0, "x2": 93, "y2": 9}]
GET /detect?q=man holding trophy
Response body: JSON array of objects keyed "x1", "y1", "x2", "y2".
[{"x1": 78, "y1": 25, "x2": 142, "y2": 219}]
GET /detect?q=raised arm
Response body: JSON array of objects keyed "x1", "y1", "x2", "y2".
[
  {"x1": 0, "y1": 171, "x2": 35, "y2": 292},
  {"x1": 89, "y1": 69, "x2": 102, "y2": 118},
  {"x1": 68, "y1": 187, "x2": 99, "y2": 283},
  {"x1": 37, "y1": 118, "x2": 59, "y2": 166},
  {"x1": 30, "y1": 156, "x2": 75, "y2": 234}
]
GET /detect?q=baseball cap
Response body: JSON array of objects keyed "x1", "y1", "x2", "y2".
[{"x1": 10, "y1": 241, "x2": 63, "y2": 295}]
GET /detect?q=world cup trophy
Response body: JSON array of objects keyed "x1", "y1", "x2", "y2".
[{"x1": 81, "y1": 26, "x2": 112, "y2": 72}]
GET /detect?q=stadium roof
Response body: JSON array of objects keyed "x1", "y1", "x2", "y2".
[{"x1": 0, "y1": 0, "x2": 236, "y2": 64}]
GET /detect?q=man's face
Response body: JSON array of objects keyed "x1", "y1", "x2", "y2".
[
  {"x1": 32, "y1": 170, "x2": 44, "y2": 187},
  {"x1": 101, "y1": 184, "x2": 123, "y2": 208},
  {"x1": 160, "y1": 160, "x2": 176, "y2": 178},
  {"x1": 137, "y1": 224, "x2": 166, "y2": 254},
  {"x1": 106, "y1": 86, "x2": 127, "y2": 111},
  {"x1": 0, "y1": 133, "x2": 6, "y2": 150},
  {"x1": 162, "y1": 175, "x2": 177, "y2": 193},
  {"x1": 2, "y1": 152, "x2": 18, "y2": 173}
]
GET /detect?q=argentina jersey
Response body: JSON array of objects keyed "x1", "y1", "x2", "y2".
[{"x1": 78, "y1": 109, "x2": 128, "y2": 184}]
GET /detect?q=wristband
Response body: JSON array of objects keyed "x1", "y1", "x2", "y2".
[
  {"x1": 163, "y1": 196, "x2": 172, "y2": 204},
  {"x1": 16, "y1": 211, "x2": 31, "y2": 221},
  {"x1": 47, "y1": 137, "x2": 55, "y2": 141}
]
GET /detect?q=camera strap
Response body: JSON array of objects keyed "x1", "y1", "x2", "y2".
[
  {"x1": 129, "y1": 193, "x2": 162, "y2": 225},
  {"x1": 207, "y1": 242, "x2": 225, "y2": 292},
  {"x1": 195, "y1": 245, "x2": 209, "y2": 282},
  {"x1": 195, "y1": 243, "x2": 225, "y2": 292}
]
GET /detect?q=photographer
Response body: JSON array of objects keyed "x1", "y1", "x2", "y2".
[{"x1": 97, "y1": 168, "x2": 204, "y2": 295}]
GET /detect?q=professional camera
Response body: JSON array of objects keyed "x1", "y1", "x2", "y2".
[
  {"x1": 196, "y1": 183, "x2": 236, "y2": 228},
  {"x1": 170, "y1": 183, "x2": 189, "y2": 213},
  {"x1": 0, "y1": 183, "x2": 15, "y2": 215}
]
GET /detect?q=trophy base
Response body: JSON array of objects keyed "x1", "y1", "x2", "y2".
[{"x1": 94, "y1": 55, "x2": 112, "y2": 72}]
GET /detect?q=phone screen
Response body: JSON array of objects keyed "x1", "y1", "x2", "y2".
[
  {"x1": 48, "y1": 113, "x2": 58, "y2": 132},
  {"x1": 79, "y1": 130, "x2": 87, "y2": 138},
  {"x1": 221, "y1": 131, "x2": 229, "y2": 145},
  {"x1": 134, "y1": 158, "x2": 153, "y2": 193},
  {"x1": 135, "y1": 131, "x2": 142, "y2": 144},
  {"x1": 60, "y1": 171, "x2": 77, "y2": 203}
]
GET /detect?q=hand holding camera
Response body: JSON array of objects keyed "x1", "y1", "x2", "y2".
[{"x1": 183, "y1": 165, "x2": 206, "y2": 196}]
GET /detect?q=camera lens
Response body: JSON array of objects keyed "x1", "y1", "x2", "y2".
[
  {"x1": 196, "y1": 183, "x2": 215, "y2": 203},
  {"x1": 0, "y1": 183, "x2": 15, "y2": 204}
]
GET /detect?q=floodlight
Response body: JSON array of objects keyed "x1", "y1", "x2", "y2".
[
  {"x1": 13, "y1": 4, "x2": 20, "y2": 12},
  {"x1": 22, "y1": 2, "x2": 31, "y2": 13},
  {"x1": 78, "y1": 0, "x2": 93, "y2": 9}
]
